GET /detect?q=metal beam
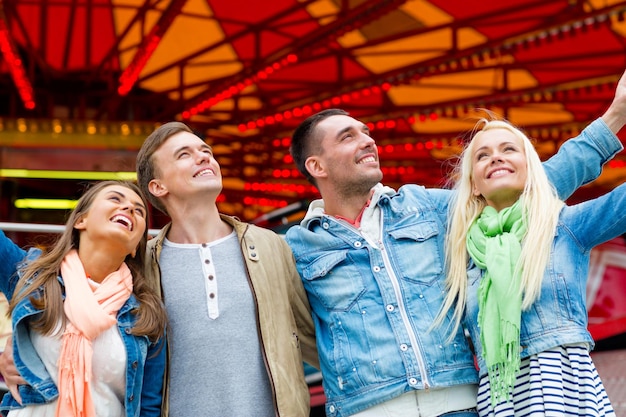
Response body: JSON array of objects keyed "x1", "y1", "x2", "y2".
[
  {"x1": 0, "y1": 5, "x2": 35, "y2": 110},
  {"x1": 117, "y1": 0, "x2": 189, "y2": 95}
]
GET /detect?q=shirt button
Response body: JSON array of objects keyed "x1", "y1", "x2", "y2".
[
  {"x1": 386, "y1": 304, "x2": 394, "y2": 312},
  {"x1": 354, "y1": 241, "x2": 362, "y2": 247},
  {"x1": 208, "y1": 275, "x2": 214, "y2": 280},
  {"x1": 400, "y1": 343, "x2": 408, "y2": 351},
  {"x1": 209, "y1": 293, "x2": 215, "y2": 299},
  {"x1": 129, "y1": 395, "x2": 134, "y2": 402},
  {"x1": 373, "y1": 266, "x2": 381, "y2": 272},
  {"x1": 409, "y1": 378, "x2": 418, "y2": 386},
  {"x1": 202, "y1": 243, "x2": 207, "y2": 248},
  {"x1": 132, "y1": 361, "x2": 138, "y2": 369},
  {"x1": 322, "y1": 223, "x2": 329, "y2": 229},
  {"x1": 329, "y1": 405, "x2": 336, "y2": 413},
  {"x1": 204, "y1": 259, "x2": 210, "y2": 264},
  {"x1": 249, "y1": 245, "x2": 255, "y2": 250}
]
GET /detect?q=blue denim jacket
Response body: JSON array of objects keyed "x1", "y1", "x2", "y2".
[
  {"x1": 0, "y1": 231, "x2": 165, "y2": 417},
  {"x1": 285, "y1": 118, "x2": 621, "y2": 417},
  {"x1": 465, "y1": 181, "x2": 626, "y2": 376}
]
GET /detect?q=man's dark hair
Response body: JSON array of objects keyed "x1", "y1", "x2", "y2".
[{"x1": 290, "y1": 109, "x2": 349, "y2": 186}]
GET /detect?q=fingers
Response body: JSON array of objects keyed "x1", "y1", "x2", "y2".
[{"x1": 0, "y1": 336, "x2": 24, "y2": 404}]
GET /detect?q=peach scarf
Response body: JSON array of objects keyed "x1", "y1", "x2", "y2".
[{"x1": 57, "y1": 249, "x2": 133, "y2": 417}]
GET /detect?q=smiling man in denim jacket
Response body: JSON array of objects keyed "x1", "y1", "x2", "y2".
[{"x1": 284, "y1": 70, "x2": 626, "y2": 417}]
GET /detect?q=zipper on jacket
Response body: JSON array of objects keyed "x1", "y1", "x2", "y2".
[
  {"x1": 333, "y1": 216, "x2": 431, "y2": 388},
  {"x1": 379, "y1": 243, "x2": 431, "y2": 388}
]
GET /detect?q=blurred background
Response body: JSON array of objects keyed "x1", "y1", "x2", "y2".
[{"x1": 0, "y1": 0, "x2": 626, "y2": 230}]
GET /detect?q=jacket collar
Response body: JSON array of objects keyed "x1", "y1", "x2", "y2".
[{"x1": 301, "y1": 183, "x2": 396, "y2": 229}]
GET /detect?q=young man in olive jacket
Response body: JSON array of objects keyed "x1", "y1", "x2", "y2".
[{"x1": 135, "y1": 121, "x2": 319, "y2": 416}]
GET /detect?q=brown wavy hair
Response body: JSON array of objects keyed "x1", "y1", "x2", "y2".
[{"x1": 9, "y1": 180, "x2": 167, "y2": 342}]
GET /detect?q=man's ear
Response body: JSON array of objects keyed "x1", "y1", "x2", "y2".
[
  {"x1": 305, "y1": 156, "x2": 327, "y2": 181},
  {"x1": 148, "y1": 179, "x2": 168, "y2": 198}
]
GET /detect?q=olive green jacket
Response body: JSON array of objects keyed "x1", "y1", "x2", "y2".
[{"x1": 145, "y1": 214, "x2": 319, "y2": 416}]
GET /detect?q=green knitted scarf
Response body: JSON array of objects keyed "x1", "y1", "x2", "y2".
[{"x1": 466, "y1": 199, "x2": 526, "y2": 405}]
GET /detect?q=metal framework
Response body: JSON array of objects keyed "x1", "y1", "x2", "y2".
[{"x1": 0, "y1": 0, "x2": 625, "y2": 221}]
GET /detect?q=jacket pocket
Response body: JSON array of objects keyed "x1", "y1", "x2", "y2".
[
  {"x1": 301, "y1": 250, "x2": 366, "y2": 311},
  {"x1": 387, "y1": 220, "x2": 443, "y2": 286}
]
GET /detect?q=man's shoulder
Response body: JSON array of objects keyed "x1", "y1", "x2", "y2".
[
  {"x1": 222, "y1": 214, "x2": 282, "y2": 239},
  {"x1": 394, "y1": 184, "x2": 452, "y2": 201},
  {"x1": 246, "y1": 222, "x2": 282, "y2": 239}
]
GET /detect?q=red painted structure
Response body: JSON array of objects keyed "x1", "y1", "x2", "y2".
[{"x1": 0, "y1": 0, "x2": 625, "y2": 223}]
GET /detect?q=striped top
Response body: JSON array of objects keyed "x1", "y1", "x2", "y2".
[{"x1": 476, "y1": 344, "x2": 615, "y2": 417}]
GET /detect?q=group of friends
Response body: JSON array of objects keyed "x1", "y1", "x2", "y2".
[{"x1": 0, "y1": 68, "x2": 625, "y2": 417}]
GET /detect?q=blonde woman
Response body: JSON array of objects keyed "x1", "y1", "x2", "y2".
[
  {"x1": 441, "y1": 118, "x2": 622, "y2": 416},
  {"x1": 0, "y1": 180, "x2": 167, "y2": 417}
]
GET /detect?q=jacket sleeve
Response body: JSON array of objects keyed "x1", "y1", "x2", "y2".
[
  {"x1": 543, "y1": 118, "x2": 623, "y2": 200},
  {"x1": 279, "y1": 237, "x2": 319, "y2": 369},
  {"x1": 0, "y1": 230, "x2": 27, "y2": 299},
  {"x1": 139, "y1": 335, "x2": 166, "y2": 417},
  {"x1": 565, "y1": 182, "x2": 626, "y2": 251}
]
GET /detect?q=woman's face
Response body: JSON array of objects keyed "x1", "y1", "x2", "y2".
[
  {"x1": 470, "y1": 127, "x2": 528, "y2": 211},
  {"x1": 74, "y1": 184, "x2": 147, "y2": 256}
]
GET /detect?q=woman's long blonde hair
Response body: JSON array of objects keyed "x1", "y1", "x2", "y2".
[
  {"x1": 437, "y1": 118, "x2": 564, "y2": 340},
  {"x1": 9, "y1": 180, "x2": 167, "y2": 342}
]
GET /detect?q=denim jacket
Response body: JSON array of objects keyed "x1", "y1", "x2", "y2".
[
  {"x1": 285, "y1": 118, "x2": 622, "y2": 417},
  {"x1": 465, "y1": 181, "x2": 626, "y2": 376},
  {"x1": 0, "y1": 230, "x2": 166, "y2": 417}
]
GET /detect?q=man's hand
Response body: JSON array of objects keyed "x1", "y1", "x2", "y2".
[
  {"x1": 601, "y1": 69, "x2": 626, "y2": 134},
  {"x1": 0, "y1": 336, "x2": 25, "y2": 404}
]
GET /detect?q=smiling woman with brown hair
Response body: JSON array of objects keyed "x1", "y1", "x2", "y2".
[{"x1": 0, "y1": 180, "x2": 167, "y2": 417}]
